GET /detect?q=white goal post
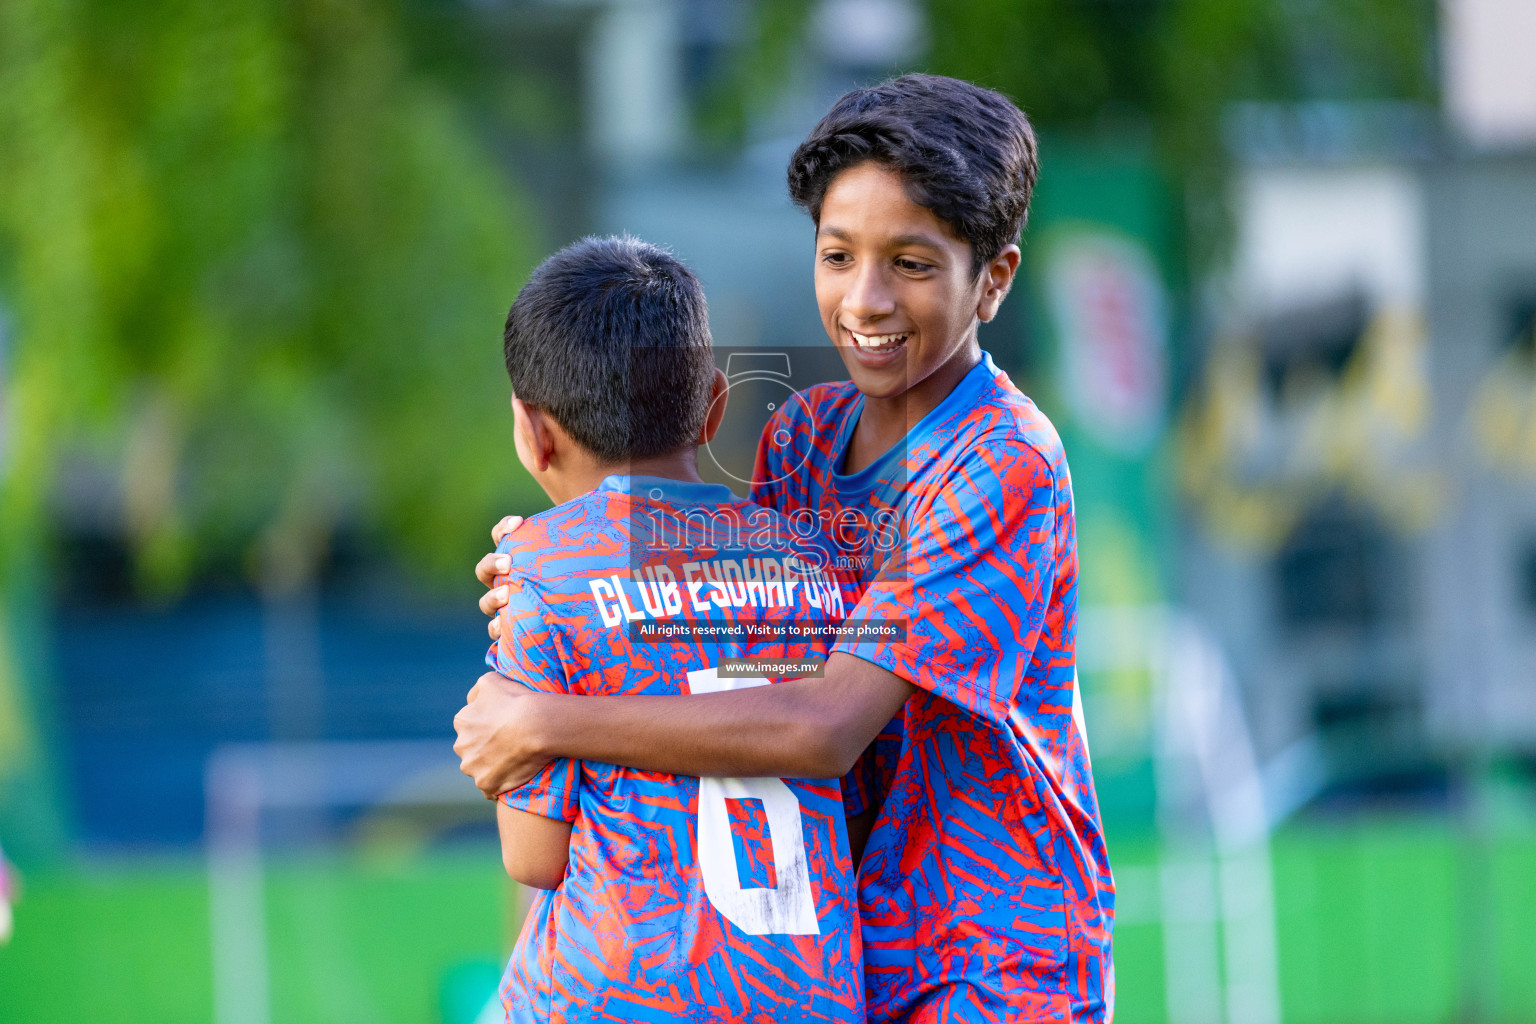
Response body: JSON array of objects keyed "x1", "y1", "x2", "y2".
[{"x1": 204, "y1": 740, "x2": 493, "y2": 1024}]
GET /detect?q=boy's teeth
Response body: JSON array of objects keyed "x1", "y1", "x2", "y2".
[{"x1": 849, "y1": 330, "x2": 908, "y2": 350}]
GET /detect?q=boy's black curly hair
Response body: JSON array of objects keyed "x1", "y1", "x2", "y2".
[{"x1": 787, "y1": 74, "x2": 1039, "y2": 273}]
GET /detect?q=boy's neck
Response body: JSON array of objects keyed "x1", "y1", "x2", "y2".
[
  {"x1": 543, "y1": 451, "x2": 706, "y2": 505},
  {"x1": 617, "y1": 451, "x2": 708, "y2": 486},
  {"x1": 846, "y1": 342, "x2": 981, "y2": 473}
]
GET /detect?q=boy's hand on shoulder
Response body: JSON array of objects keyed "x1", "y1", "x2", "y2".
[
  {"x1": 454, "y1": 670, "x2": 553, "y2": 798},
  {"x1": 475, "y1": 515, "x2": 525, "y2": 639}
]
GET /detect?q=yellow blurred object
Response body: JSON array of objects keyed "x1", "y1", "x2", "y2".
[
  {"x1": 1177, "y1": 339, "x2": 1302, "y2": 549},
  {"x1": 1178, "y1": 305, "x2": 1440, "y2": 549},
  {"x1": 1470, "y1": 333, "x2": 1536, "y2": 475}
]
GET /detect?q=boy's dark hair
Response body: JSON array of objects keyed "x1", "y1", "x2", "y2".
[
  {"x1": 503, "y1": 235, "x2": 715, "y2": 464},
  {"x1": 787, "y1": 74, "x2": 1038, "y2": 272}
]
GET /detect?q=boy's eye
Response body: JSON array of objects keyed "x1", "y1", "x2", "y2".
[
  {"x1": 820, "y1": 252, "x2": 851, "y2": 267},
  {"x1": 896, "y1": 258, "x2": 932, "y2": 272}
]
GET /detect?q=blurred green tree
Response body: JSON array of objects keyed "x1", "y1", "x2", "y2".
[
  {"x1": 926, "y1": 0, "x2": 1438, "y2": 265},
  {"x1": 0, "y1": 0, "x2": 544, "y2": 604},
  {"x1": 697, "y1": 0, "x2": 1437, "y2": 269},
  {"x1": 0, "y1": 0, "x2": 548, "y2": 834}
]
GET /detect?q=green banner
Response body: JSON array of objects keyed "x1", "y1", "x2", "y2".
[{"x1": 1024, "y1": 139, "x2": 1181, "y2": 834}]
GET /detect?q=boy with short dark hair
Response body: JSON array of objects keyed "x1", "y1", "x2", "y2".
[
  {"x1": 473, "y1": 234, "x2": 864, "y2": 1023},
  {"x1": 463, "y1": 76, "x2": 1114, "y2": 1023}
]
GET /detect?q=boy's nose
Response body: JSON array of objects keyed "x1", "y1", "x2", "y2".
[{"x1": 842, "y1": 266, "x2": 896, "y2": 321}]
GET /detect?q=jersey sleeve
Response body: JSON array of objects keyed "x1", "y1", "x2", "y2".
[
  {"x1": 748, "y1": 406, "x2": 792, "y2": 512},
  {"x1": 486, "y1": 554, "x2": 582, "y2": 822},
  {"x1": 833, "y1": 437, "x2": 1065, "y2": 723}
]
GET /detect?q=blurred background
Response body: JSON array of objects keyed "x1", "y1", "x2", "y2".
[{"x1": 1, "y1": 0, "x2": 1534, "y2": 1021}]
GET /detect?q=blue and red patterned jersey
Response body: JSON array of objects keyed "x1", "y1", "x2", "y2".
[
  {"x1": 750, "y1": 352, "x2": 1114, "y2": 1024},
  {"x1": 488, "y1": 474, "x2": 865, "y2": 1024}
]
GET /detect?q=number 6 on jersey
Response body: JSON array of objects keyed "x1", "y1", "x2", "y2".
[{"x1": 687, "y1": 667, "x2": 821, "y2": 936}]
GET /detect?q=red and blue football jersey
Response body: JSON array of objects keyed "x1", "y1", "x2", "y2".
[
  {"x1": 489, "y1": 474, "x2": 865, "y2": 1024},
  {"x1": 750, "y1": 352, "x2": 1114, "y2": 1023}
]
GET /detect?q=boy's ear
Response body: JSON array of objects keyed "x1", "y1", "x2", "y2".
[
  {"x1": 697, "y1": 368, "x2": 730, "y2": 446},
  {"x1": 511, "y1": 396, "x2": 555, "y2": 474},
  {"x1": 976, "y1": 243, "x2": 1022, "y2": 323}
]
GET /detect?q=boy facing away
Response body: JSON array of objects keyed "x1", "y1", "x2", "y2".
[
  {"x1": 478, "y1": 235, "x2": 865, "y2": 1022},
  {"x1": 463, "y1": 76, "x2": 1114, "y2": 1023}
]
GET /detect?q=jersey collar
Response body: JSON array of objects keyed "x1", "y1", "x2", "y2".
[
  {"x1": 596, "y1": 473, "x2": 740, "y2": 507},
  {"x1": 829, "y1": 349, "x2": 1000, "y2": 495}
]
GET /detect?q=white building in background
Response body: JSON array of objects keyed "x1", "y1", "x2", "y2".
[
  {"x1": 1441, "y1": 0, "x2": 1536, "y2": 150},
  {"x1": 585, "y1": 0, "x2": 686, "y2": 164}
]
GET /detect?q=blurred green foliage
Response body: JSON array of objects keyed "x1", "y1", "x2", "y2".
[
  {"x1": 0, "y1": 0, "x2": 1443, "y2": 593},
  {"x1": 693, "y1": 0, "x2": 816, "y2": 145},
  {"x1": 925, "y1": 0, "x2": 1438, "y2": 266},
  {"x1": 701, "y1": 0, "x2": 1437, "y2": 269},
  {"x1": 0, "y1": 0, "x2": 544, "y2": 598},
  {"x1": 927, "y1": 0, "x2": 1437, "y2": 133}
]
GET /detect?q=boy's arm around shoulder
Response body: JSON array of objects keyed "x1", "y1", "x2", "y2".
[
  {"x1": 461, "y1": 510, "x2": 914, "y2": 791},
  {"x1": 463, "y1": 651, "x2": 915, "y2": 793}
]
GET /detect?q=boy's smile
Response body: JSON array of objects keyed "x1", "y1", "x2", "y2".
[{"x1": 813, "y1": 161, "x2": 1019, "y2": 443}]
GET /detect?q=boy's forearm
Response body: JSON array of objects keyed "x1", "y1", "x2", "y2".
[
  {"x1": 530, "y1": 683, "x2": 843, "y2": 779},
  {"x1": 496, "y1": 802, "x2": 573, "y2": 890},
  {"x1": 528, "y1": 653, "x2": 913, "y2": 780}
]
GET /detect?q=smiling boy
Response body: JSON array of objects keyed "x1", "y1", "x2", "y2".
[{"x1": 459, "y1": 76, "x2": 1114, "y2": 1023}]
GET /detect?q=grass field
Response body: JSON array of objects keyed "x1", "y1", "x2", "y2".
[
  {"x1": 2, "y1": 820, "x2": 1534, "y2": 1023},
  {"x1": 0, "y1": 851, "x2": 514, "y2": 1024}
]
